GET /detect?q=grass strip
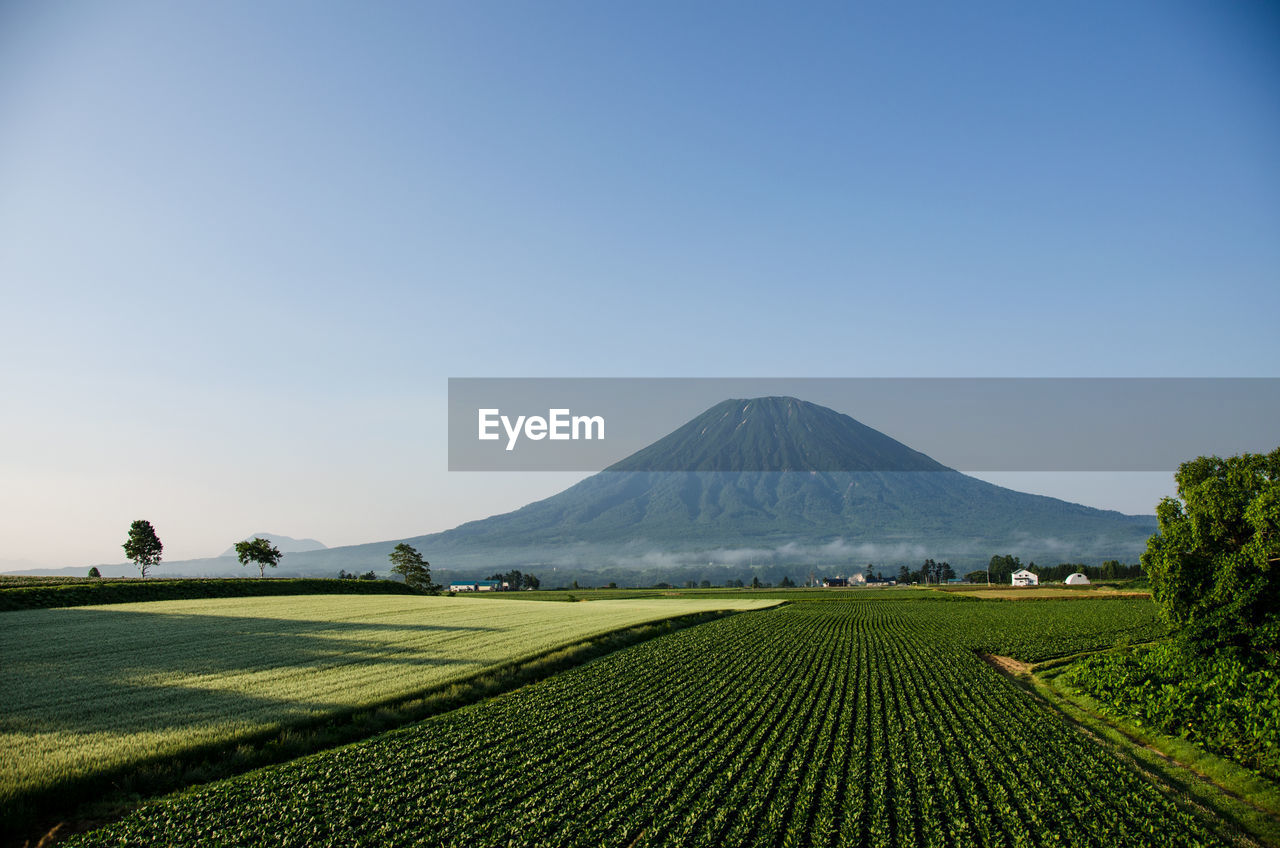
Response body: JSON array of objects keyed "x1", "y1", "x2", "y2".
[{"x1": 4, "y1": 607, "x2": 745, "y2": 847}]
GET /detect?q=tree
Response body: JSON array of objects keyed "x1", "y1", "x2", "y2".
[
  {"x1": 234, "y1": 537, "x2": 281, "y2": 578},
  {"x1": 780, "y1": 576, "x2": 796, "y2": 588},
  {"x1": 988, "y1": 554, "x2": 1021, "y2": 584},
  {"x1": 87, "y1": 566, "x2": 101, "y2": 578},
  {"x1": 388, "y1": 543, "x2": 440, "y2": 594},
  {"x1": 897, "y1": 565, "x2": 910, "y2": 584},
  {"x1": 1142, "y1": 448, "x2": 1280, "y2": 653},
  {"x1": 123, "y1": 520, "x2": 163, "y2": 577}
]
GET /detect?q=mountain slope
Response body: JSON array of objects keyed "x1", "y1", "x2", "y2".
[{"x1": 287, "y1": 397, "x2": 1157, "y2": 573}]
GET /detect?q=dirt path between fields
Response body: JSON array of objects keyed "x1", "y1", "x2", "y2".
[{"x1": 981, "y1": 653, "x2": 1032, "y2": 676}]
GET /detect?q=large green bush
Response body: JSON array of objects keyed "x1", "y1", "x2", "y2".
[
  {"x1": 1142, "y1": 448, "x2": 1280, "y2": 653},
  {"x1": 1062, "y1": 642, "x2": 1280, "y2": 781}
]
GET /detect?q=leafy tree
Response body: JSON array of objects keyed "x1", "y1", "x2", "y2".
[
  {"x1": 940, "y1": 562, "x2": 956, "y2": 583},
  {"x1": 1143, "y1": 448, "x2": 1280, "y2": 653},
  {"x1": 750, "y1": 576, "x2": 761, "y2": 589},
  {"x1": 87, "y1": 566, "x2": 101, "y2": 578},
  {"x1": 234, "y1": 537, "x2": 282, "y2": 578},
  {"x1": 897, "y1": 565, "x2": 910, "y2": 584},
  {"x1": 359, "y1": 570, "x2": 377, "y2": 581},
  {"x1": 388, "y1": 543, "x2": 440, "y2": 594},
  {"x1": 699, "y1": 580, "x2": 711, "y2": 589},
  {"x1": 988, "y1": 554, "x2": 1022, "y2": 584},
  {"x1": 123, "y1": 520, "x2": 163, "y2": 577}
]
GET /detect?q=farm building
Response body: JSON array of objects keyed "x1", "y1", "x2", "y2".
[
  {"x1": 1011, "y1": 569, "x2": 1039, "y2": 587},
  {"x1": 1065, "y1": 572, "x2": 1090, "y2": 585},
  {"x1": 822, "y1": 577, "x2": 849, "y2": 587},
  {"x1": 448, "y1": 580, "x2": 508, "y2": 592}
]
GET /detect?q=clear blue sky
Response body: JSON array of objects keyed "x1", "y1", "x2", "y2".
[{"x1": 1, "y1": 1, "x2": 1277, "y2": 568}]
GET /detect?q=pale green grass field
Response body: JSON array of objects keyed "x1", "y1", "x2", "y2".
[{"x1": 0, "y1": 594, "x2": 775, "y2": 804}]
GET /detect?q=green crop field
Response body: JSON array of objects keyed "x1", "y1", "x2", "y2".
[
  {"x1": 0, "y1": 593, "x2": 775, "y2": 820},
  {"x1": 63, "y1": 596, "x2": 1228, "y2": 848}
]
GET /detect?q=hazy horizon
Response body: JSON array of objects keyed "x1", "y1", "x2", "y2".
[{"x1": 0, "y1": 467, "x2": 1175, "y2": 571}]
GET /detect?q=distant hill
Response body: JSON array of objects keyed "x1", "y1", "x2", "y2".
[{"x1": 218, "y1": 534, "x2": 328, "y2": 558}]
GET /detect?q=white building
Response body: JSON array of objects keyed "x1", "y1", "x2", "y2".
[
  {"x1": 448, "y1": 580, "x2": 508, "y2": 592},
  {"x1": 1065, "y1": 572, "x2": 1091, "y2": 585},
  {"x1": 1011, "y1": 569, "x2": 1039, "y2": 587}
]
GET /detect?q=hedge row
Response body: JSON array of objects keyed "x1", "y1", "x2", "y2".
[{"x1": 0, "y1": 578, "x2": 418, "y2": 611}]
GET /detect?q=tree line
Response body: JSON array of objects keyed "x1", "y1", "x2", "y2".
[{"x1": 118, "y1": 523, "x2": 445, "y2": 595}]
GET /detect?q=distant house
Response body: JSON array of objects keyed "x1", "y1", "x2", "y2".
[
  {"x1": 1065, "y1": 572, "x2": 1090, "y2": 585},
  {"x1": 449, "y1": 580, "x2": 508, "y2": 592},
  {"x1": 822, "y1": 577, "x2": 849, "y2": 588},
  {"x1": 1011, "y1": 569, "x2": 1039, "y2": 587}
]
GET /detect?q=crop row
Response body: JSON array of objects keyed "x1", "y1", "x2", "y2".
[{"x1": 68, "y1": 598, "x2": 1227, "y2": 847}]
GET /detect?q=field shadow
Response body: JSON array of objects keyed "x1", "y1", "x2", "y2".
[{"x1": 1, "y1": 608, "x2": 504, "y2": 737}]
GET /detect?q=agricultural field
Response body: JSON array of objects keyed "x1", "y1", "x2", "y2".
[
  {"x1": 63, "y1": 596, "x2": 1236, "y2": 848},
  {"x1": 0, "y1": 593, "x2": 775, "y2": 825}
]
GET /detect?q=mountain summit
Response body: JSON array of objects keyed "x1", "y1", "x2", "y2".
[{"x1": 608, "y1": 397, "x2": 948, "y2": 473}]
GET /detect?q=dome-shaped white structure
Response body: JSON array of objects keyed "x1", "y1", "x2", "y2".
[{"x1": 1065, "y1": 572, "x2": 1090, "y2": 585}]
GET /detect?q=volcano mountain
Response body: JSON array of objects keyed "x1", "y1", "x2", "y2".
[{"x1": 287, "y1": 397, "x2": 1157, "y2": 575}]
